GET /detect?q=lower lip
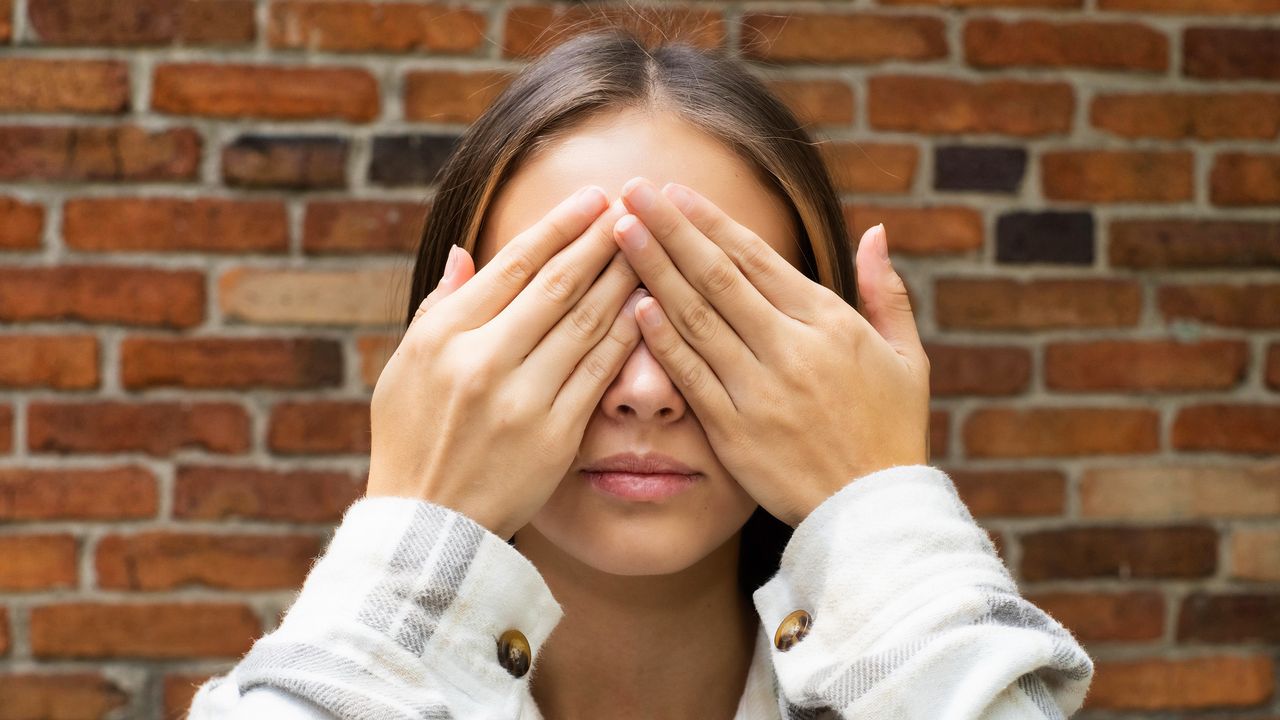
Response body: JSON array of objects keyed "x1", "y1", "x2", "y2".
[{"x1": 582, "y1": 471, "x2": 701, "y2": 501}]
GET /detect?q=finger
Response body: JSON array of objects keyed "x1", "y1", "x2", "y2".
[
  {"x1": 611, "y1": 211, "x2": 759, "y2": 397},
  {"x1": 434, "y1": 184, "x2": 610, "y2": 332},
  {"x1": 660, "y1": 181, "x2": 822, "y2": 325},
  {"x1": 523, "y1": 249, "x2": 641, "y2": 392},
  {"x1": 553, "y1": 286, "x2": 648, "y2": 428},
  {"x1": 855, "y1": 223, "x2": 927, "y2": 370},
  {"x1": 409, "y1": 244, "x2": 474, "y2": 330},
  {"x1": 632, "y1": 294, "x2": 738, "y2": 433}
]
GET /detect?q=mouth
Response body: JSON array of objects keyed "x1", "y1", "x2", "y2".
[{"x1": 580, "y1": 451, "x2": 702, "y2": 502}]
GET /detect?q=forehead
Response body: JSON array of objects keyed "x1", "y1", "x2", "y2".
[{"x1": 474, "y1": 108, "x2": 802, "y2": 269}]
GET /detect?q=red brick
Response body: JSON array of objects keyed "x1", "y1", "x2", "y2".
[
  {"x1": 0, "y1": 59, "x2": 129, "y2": 113},
  {"x1": 174, "y1": 465, "x2": 364, "y2": 522},
  {"x1": 1111, "y1": 219, "x2": 1280, "y2": 268},
  {"x1": 269, "y1": 400, "x2": 371, "y2": 455},
  {"x1": 403, "y1": 70, "x2": 514, "y2": 124},
  {"x1": 964, "y1": 406, "x2": 1159, "y2": 458},
  {"x1": 1042, "y1": 150, "x2": 1193, "y2": 202},
  {"x1": 923, "y1": 343, "x2": 1031, "y2": 396},
  {"x1": 0, "y1": 335, "x2": 98, "y2": 390},
  {"x1": 28, "y1": 0, "x2": 254, "y2": 46},
  {"x1": 64, "y1": 197, "x2": 288, "y2": 254},
  {"x1": 96, "y1": 532, "x2": 322, "y2": 590},
  {"x1": 766, "y1": 79, "x2": 855, "y2": 128},
  {"x1": 1232, "y1": 528, "x2": 1280, "y2": 581},
  {"x1": 1045, "y1": 340, "x2": 1248, "y2": 392},
  {"x1": 222, "y1": 136, "x2": 348, "y2": 189},
  {"x1": 1021, "y1": 525, "x2": 1217, "y2": 581},
  {"x1": 879, "y1": 0, "x2": 1080, "y2": 6},
  {"x1": 0, "y1": 125, "x2": 200, "y2": 182},
  {"x1": 303, "y1": 201, "x2": 424, "y2": 255},
  {"x1": 501, "y1": 5, "x2": 725, "y2": 59},
  {"x1": 152, "y1": 63, "x2": 379, "y2": 122},
  {"x1": 0, "y1": 607, "x2": 7, "y2": 654},
  {"x1": 1086, "y1": 655, "x2": 1273, "y2": 710},
  {"x1": 935, "y1": 278, "x2": 1142, "y2": 330},
  {"x1": 1185, "y1": 27, "x2": 1280, "y2": 80},
  {"x1": 1178, "y1": 593, "x2": 1280, "y2": 644},
  {"x1": 0, "y1": 266, "x2": 204, "y2": 327},
  {"x1": 270, "y1": 1, "x2": 485, "y2": 53},
  {"x1": 27, "y1": 401, "x2": 250, "y2": 456},
  {"x1": 869, "y1": 76, "x2": 1073, "y2": 137},
  {"x1": 821, "y1": 142, "x2": 919, "y2": 194},
  {"x1": 30, "y1": 602, "x2": 260, "y2": 659},
  {"x1": 943, "y1": 467, "x2": 1065, "y2": 517},
  {"x1": 1211, "y1": 153, "x2": 1280, "y2": 206},
  {"x1": 0, "y1": 406, "x2": 11, "y2": 454},
  {"x1": 1102, "y1": 0, "x2": 1280, "y2": 10},
  {"x1": 1160, "y1": 283, "x2": 1280, "y2": 329},
  {"x1": 1269, "y1": 344, "x2": 1280, "y2": 390},
  {"x1": 0, "y1": 467, "x2": 157, "y2": 521},
  {"x1": 1092, "y1": 92, "x2": 1280, "y2": 140},
  {"x1": 1025, "y1": 591, "x2": 1164, "y2": 643},
  {"x1": 743, "y1": 13, "x2": 946, "y2": 63},
  {"x1": 845, "y1": 205, "x2": 982, "y2": 254},
  {"x1": 121, "y1": 337, "x2": 342, "y2": 389},
  {"x1": 0, "y1": 197, "x2": 43, "y2": 250},
  {"x1": 1081, "y1": 464, "x2": 1280, "y2": 519},
  {"x1": 1173, "y1": 404, "x2": 1280, "y2": 454},
  {"x1": 0, "y1": 0, "x2": 10, "y2": 41},
  {"x1": 0, "y1": 535, "x2": 77, "y2": 591},
  {"x1": 965, "y1": 19, "x2": 1167, "y2": 71},
  {"x1": 929, "y1": 409, "x2": 949, "y2": 461},
  {"x1": 0, "y1": 674, "x2": 129, "y2": 719},
  {"x1": 357, "y1": 333, "x2": 398, "y2": 389},
  {"x1": 165, "y1": 673, "x2": 215, "y2": 720}
]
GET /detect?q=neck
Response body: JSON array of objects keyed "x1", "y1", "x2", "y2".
[{"x1": 514, "y1": 525, "x2": 758, "y2": 720}]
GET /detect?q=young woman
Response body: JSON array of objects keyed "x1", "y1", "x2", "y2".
[{"x1": 188, "y1": 27, "x2": 1094, "y2": 720}]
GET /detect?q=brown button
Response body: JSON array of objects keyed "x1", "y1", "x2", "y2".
[
  {"x1": 774, "y1": 609, "x2": 812, "y2": 652},
  {"x1": 496, "y1": 629, "x2": 531, "y2": 678}
]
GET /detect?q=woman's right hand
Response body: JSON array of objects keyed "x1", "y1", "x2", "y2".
[{"x1": 367, "y1": 185, "x2": 648, "y2": 540}]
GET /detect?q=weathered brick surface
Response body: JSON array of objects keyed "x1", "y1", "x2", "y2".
[
  {"x1": 152, "y1": 64, "x2": 379, "y2": 122},
  {"x1": 1210, "y1": 153, "x2": 1280, "y2": 206},
  {"x1": 935, "y1": 146, "x2": 1026, "y2": 193},
  {"x1": 995, "y1": 211, "x2": 1092, "y2": 264},
  {"x1": 845, "y1": 205, "x2": 982, "y2": 254},
  {"x1": 868, "y1": 76, "x2": 1074, "y2": 136},
  {"x1": 1101, "y1": 0, "x2": 1280, "y2": 10},
  {"x1": 0, "y1": 197, "x2": 43, "y2": 250},
  {"x1": 404, "y1": 70, "x2": 515, "y2": 124},
  {"x1": 0, "y1": 535, "x2": 78, "y2": 590},
  {"x1": 27, "y1": 402, "x2": 251, "y2": 456},
  {"x1": 742, "y1": 13, "x2": 947, "y2": 64},
  {"x1": 501, "y1": 5, "x2": 725, "y2": 59},
  {"x1": 944, "y1": 467, "x2": 1065, "y2": 517},
  {"x1": 1081, "y1": 464, "x2": 1280, "y2": 519},
  {"x1": 0, "y1": 467, "x2": 157, "y2": 520},
  {"x1": 0, "y1": 266, "x2": 205, "y2": 327},
  {"x1": 1026, "y1": 591, "x2": 1164, "y2": 642},
  {"x1": 0, "y1": 335, "x2": 98, "y2": 390},
  {"x1": 303, "y1": 201, "x2": 424, "y2": 255},
  {"x1": 1110, "y1": 219, "x2": 1280, "y2": 268},
  {"x1": 269, "y1": 1, "x2": 486, "y2": 54},
  {"x1": 30, "y1": 603, "x2": 260, "y2": 659},
  {"x1": 1044, "y1": 340, "x2": 1248, "y2": 392},
  {"x1": 822, "y1": 142, "x2": 919, "y2": 194},
  {"x1": 268, "y1": 400, "x2": 371, "y2": 454},
  {"x1": 218, "y1": 266, "x2": 408, "y2": 326},
  {"x1": 964, "y1": 19, "x2": 1167, "y2": 71},
  {"x1": 935, "y1": 279, "x2": 1142, "y2": 330},
  {"x1": 1159, "y1": 283, "x2": 1280, "y2": 328},
  {"x1": 1172, "y1": 404, "x2": 1280, "y2": 454},
  {"x1": 28, "y1": 0, "x2": 255, "y2": 46},
  {"x1": 173, "y1": 466, "x2": 365, "y2": 522},
  {"x1": 0, "y1": 126, "x2": 200, "y2": 182},
  {"x1": 0, "y1": 674, "x2": 129, "y2": 719},
  {"x1": 1184, "y1": 27, "x2": 1280, "y2": 80},
  {"x1": 964, "y1": 407, "x2": 1160, "y2": 458},
  {"x1": 63, "y1": 198, "x2": 288, "y2": 253},
  {"x1": 222, "y1": 136, "x2": 348, "y2": 189},
  {"x1": 766, "y1": 79, "x2": 855, "y2": 127},
  {"x1": 1177, "y1": 593, "x2": 1280, "y2": 644},
  {"x1": 1091, "y1": 92, "x2": 1280, "y2": 140},
  {"x1": 1232, "y1": 528, "x2": 1280, "y2": 581},
  {"x1": 96, "y1": 532, "x2": 323, "y2": 590},
  {"x1": 924, "y1": 343, "x2": 1031, "y2": 396},
  {"x1": 1084, "y1": 655, "x2": 1274, "y2": 710},
  {"x1": 1021, "y1": 525, "x2": 1217, "y2": 580},
  {"x1": 121, "y1": 337, "x2": 343, "y2": 389},
  {"x1": 1042, "y1": 150, "x2": 1193, "y2": 202},
  {"x1": 0, "y1": 59, "x2": 130, "y2": 113}
]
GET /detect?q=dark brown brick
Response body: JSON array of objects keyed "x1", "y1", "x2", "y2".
[
  {"x1": 869, "y1": 76, "x2": 1074, "y2": 137},
  {"x1": 303, "y1": 200, "x2": 424, "y2": 254},
  {"x1": 1045, "y1": 340, "x2": 1249, "y2": 392},
  {"x1": 1021, "y1": 526, "x2": 1218, "y2": 580},
  {"x1": 1173, "y1": 404, "x2": 1280, "y2": 454},
  {"x1": 28, "y1": 0, "x2": 255, "y2": 46},
  {"x1": 1111, "y1": 219, "x2": 1280, "y2": 268},
  {"x1": 935, "y1": 146, "x2": 1026, "y2": 193},
  {"x1": 0, "y1": 59, "x2": 129, "y2": 113},
  {"x1": 121, "y1": 337, "x2": 343, "y2": 389},
  {"x1": 965, "y1": 19, "x2": 1167, "y2": 71},
  {"x1": 0, "y1": 125, "x2": 200, "y2": 182},
  {"x1": 1026, "y1": 591, "x2": 1164, "y2": 643},
  {"x1": 63, "y1": 198, "x2": 288, "y2": 253},
  {"x1": 964, "y1": 407, "x2": 1160, "y2": 458},
  {"x1": 1159, "y1": 283, "x2": 1280, "y2": 328},
  {"x1": 0, "y1": 467, "x2": 157, "y2": 521},
  {"x1": 0, "y1": 406, "x2": 11, "y2": 454},
  {"x1": 995, "y1": 211, "x2": 1092, "y2": 264},
  {"x1": 1185, "y1": 27, "x2": 1280, "y2": 80},
  {"x1": 924, "y1": 343, "x2": 1031, "y2": 396},
  {"x1": 268, "y1": 400, "x2": 370, "y2": 455},
  {"x1": 0, "y1": 266, "x2": 204, "y2": 327},
  {"x1": 936, "y1": 278, "x2": 1142, "y2": 330},
  {"x1": 174, "y1": 465, "x2": 365, "y2": 522},
  {"x1": 222, "y1": 135, "x2": 348, "y2": 189},
  {"x1": 944, "y1": 467, "x2": 1065, "y2": 517},
  {"x1": 742, "y1": 13, "x2": 947, "y2": 64},
  {"x1": 369, "y1": 134, "x2": 460, "y2": 187},
  {"x1": 27, "y1": 401, "x2": 250, "y2": 456},
  {"x1": 1177, "y1": 593, "x2": 1280, "y2": 644}
]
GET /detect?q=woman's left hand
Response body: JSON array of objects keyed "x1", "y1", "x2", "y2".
[{"x1": 612, "y1": 177, "x2": 931, "y2": 528}]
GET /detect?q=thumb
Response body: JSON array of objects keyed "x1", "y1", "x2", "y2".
[
  {"x1": 855, "y1": 224, "x2": 925, "y2": 366},
  {"x1": 411, "y1": 244, "x2": 475, "y2": 327}
]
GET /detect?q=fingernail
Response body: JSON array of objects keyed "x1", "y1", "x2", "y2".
[
  {"x1": 663, "y1": 183, "x2": 694, "y2": 213},
  {"x1": 625, "y1": 178, "x2": 656, "y2": 212},
  {"x1": 876, "y1": 224, "x2": 890, "y2": 262},
  {"x1": 442, "y1": 245, "x2": 461, "y2": 282},
  {"x1": 618, "y1": 215, "x2": 647, "y2": 251},
  {"x1": 577, "y1": 185, "x2": 608, "y2": 214}
]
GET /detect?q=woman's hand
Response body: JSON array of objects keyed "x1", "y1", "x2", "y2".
[
  {"x1": 611, "y1": 177, "x2": 931, "y2": 528},
  {"x1": 368, "y1": 186, "x2": 647, "y2": 540}
]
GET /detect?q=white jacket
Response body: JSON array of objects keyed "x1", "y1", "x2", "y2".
[{"x1": 186, "y1": 464, "x2": 1094, "y2": 719}]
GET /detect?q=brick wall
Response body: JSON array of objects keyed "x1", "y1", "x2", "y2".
[{"x1": 0, "y1": 1, "x2": 1277, "y2": 718}]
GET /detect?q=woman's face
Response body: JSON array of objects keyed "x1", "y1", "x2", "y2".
[{"x1": 474, "y1": 108, "x2": 805, "y2": 577}]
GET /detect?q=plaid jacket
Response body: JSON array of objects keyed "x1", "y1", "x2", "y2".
[{"x1": 187, "y1": 464, "x2": 1094, "y2": 719}]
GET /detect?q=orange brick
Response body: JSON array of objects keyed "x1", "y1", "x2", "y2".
[
  {"x1": 1085, "y1": 655, "x2": 1274, "y2": 710},
  {"x1": 357, "y1": 332, "x2": 400, "y2": 389},
  {"x1": 152, "y1": 63, "x2": 379, "y2": 122},
  {"x1": 844, "y1": 205, "x2": 982, "y2": 254},
  {"x1": 404, "y1": 70, "x2": 514, "y2": 123},
  {"x1": 1159, "y1": 283, "x2": 1280, "y2": 329},
  {"x1": 1045, "y1": 340, "x2": 1248, "y2": 392},
  {"x1": 965, "y1": 19, "x2": 1167, "y2": 71},
  {"x1": 1081, "y1": 464, "x2": 1280, "y2": 519},
  {"x1": 502, "y1": 5, "x2": 725, "y2": 59},
  {"x1": 303, "y1": 201, "x2": 424, "y2": 255},
  {"x1": 270, "y1": 1, "x2": 484, "y2": 53},
  {"x1": 174, "y1": 465, "x2": 365, "y2": 522},
  {"x1": 820, "y1": 142, "x2": 918, "y2": 194},
  {"x1": 1173, "y1": 404, "x2": 1280, "y2": 454},
  {"x1": 1042, "y1": 150, "x2": 1193, "y2": 202},
  {"x1": 121, "y1": 337, "x2": 342, "y2": 389},
  {"x1": 0, "y1": 197, "x2": 43, "y2": 250},
  {"x1": 1232, "y1": 528, "x2": 1280, "y2": 581},
  {"x1": 944, "y1": 467, "x2": 1065, "y2": 517},
  {"x1": 0, "y1": 467, "x2": 157, "y2": 520},
  {"x1": 0, "y1": 59, "x2": 129, "y2": 113},
  {"x1": 0, "y1": 266, "x2": 204, "y2": 327},
  {"x1": 96, "y1": 532, "x2": 322, "y2": 590},
  {"x1": 165, "y1": 674, "x2": 216, "y2": 720},
  {"x1": 0, "y1": 125, "x2": 200, "y2": 182},
  {"x1": 27, "y1": 401, "x2": 251, "y2": 456},
  {"x1": 1211, "y1": 153, "x2": 1280, "y2": 206},
  {"x1": 28, "y1": 0, "x2": 254, "y2": 45},
  {"x1": 869, "y1": 75, "x2": 1074, "y2": 136},
  {"x1": 766, "y1": 79, "x2": 855, "y2": 128},
  {"x1": 64, "y1": 197, "x2": 288, "y2": 253},
  {"x1": 964, "y1": 406, "x2": 1160, "y2": 458},
  {"x1": 0, "y1": 335, "x2": 98, "y2": 390},
  {"x1": 742, "y1": 13, "x2": 946, "y2": 63},
  {"x1": 0, "y1": 674, "x2": 129, "y2": 718},
  {"x1": 935, "y1": 278, "x2": 1142, "y2": 330},
  {"x1": 1025, "y1": 591, "x2": 1164, "y2": 642},
  {"x1": 924, "y1": 343, "x2": 1032, "y2": 396},
  {"x1": 0, "y1": 0, "x2": 10, "y2": 41},
  {"x1": 30, "y1": 603, "x2": 260, "y2": 659},
  {"x1": 1092, "y1": 92, "x2": 1280, "y2": 140},
  {"x1": 0, "y1": 535, "x2": 78, "y2": 590},
  {"x1": 269, "y1": 400, "x2": 371, "y2": 455}
]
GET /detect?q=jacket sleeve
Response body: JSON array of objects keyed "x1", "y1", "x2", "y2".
[
  {"x1": 186, "y1": 495, "x2": 563, "y2": 720},
  {"x1": 752, "y1": 464, "x2": 1095, "y2": 720}
]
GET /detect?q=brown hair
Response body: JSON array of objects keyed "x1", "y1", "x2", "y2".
[{"x1": 402, "y1": 23, "x2": 858, "y2": 597}]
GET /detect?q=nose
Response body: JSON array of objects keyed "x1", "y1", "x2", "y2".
[{"x1": 598, "y1": 339, "x2": 688, "y2": 423}]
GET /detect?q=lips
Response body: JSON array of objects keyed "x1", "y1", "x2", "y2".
[{"x1": 580, "y1": 451, "x2": 698, "y2": 476}]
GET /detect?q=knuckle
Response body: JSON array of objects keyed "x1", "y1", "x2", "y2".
[
  {"x1": 698, "y1": 259, "x2": 737, "y2": 298},
  {"x1": 580, "y1": 349, "x2": 614, "y2": 383},
  {"x1": 498, "y1": 249, "x2": 539, "y2": 290},
  {"x1": 739, "y1": 240, "x2": 774, "y2": 279},
  {"x1": 675, "y1": 357, "x2": 705, "y2": 395},
  {"x1": 678, "y1": 301, "x2": 718, "y2": 344},
  {"x1": 564, "y1": 301, "x2": 606, "y2": 342},
  {"x1": 538, "y1": 261, "x2": 578, "y2": 305}
]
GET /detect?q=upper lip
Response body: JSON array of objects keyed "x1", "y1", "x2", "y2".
[{"x1": 581, "y1": 452, "x2": 699, "y2": 475}]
